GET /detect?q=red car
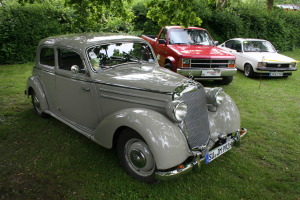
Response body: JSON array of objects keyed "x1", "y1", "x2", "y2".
[{"x1": 142, "y1": 26, "x2": 237, "y2": 85}]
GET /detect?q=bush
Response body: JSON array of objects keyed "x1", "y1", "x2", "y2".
[
  {"x1": 0, "y1": 1, "x2": 75, "y2": 64},
  {"x1": 201, "y1": 4, "x2": 300, "y2": 51}
]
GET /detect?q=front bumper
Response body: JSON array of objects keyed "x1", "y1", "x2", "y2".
[
  {"x1": 155, "y1": 128, "x2": 248, "y2": 180},
  {"x1": 177, "y1": 68, "x2": 237, "y2": 79}
]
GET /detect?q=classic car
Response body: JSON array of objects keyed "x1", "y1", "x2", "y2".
[
  {"x1": 25, "y1": 33, "x2": 247, "y2": 183},
  {"x1": 218, "y1": 38, "x2": 297, "y2": 78}
]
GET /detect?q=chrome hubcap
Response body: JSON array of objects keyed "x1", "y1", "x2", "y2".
[
  {"x1": 125, "y1": 138, "x2": 155, "y2": 176},
  {"x1": 34, "y1": 96, "x2": 40, "y2": 109},
  {"x1": 130, "y1": 149, "x2": 146, "y2": 168}
]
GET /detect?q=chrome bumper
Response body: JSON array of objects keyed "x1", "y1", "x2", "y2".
[
  {"x1": 155, "y1": 128, "x2": 248, "y2": 180},
  {"x1": 177, "y1": 68, "x2": 237, "y2": 79}
]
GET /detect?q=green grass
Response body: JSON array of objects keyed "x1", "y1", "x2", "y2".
[{"x1": 0, "y1": 51, "x2": 299, "y2": 200}]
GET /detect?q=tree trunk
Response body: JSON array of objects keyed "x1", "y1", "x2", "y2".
[{"x1": 266, "y1": 0, "x2": 274, "y2": 9}]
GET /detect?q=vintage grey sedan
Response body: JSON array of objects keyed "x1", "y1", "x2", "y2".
[{"x1": 25, "y1": 33, "x2": 247, "y2": 183}]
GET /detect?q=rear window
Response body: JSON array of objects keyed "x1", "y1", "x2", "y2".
[{"x1": 40, "y1": 47, "x2": 55, "y2": 67}]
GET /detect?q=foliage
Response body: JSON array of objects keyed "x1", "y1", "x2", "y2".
[
  {"x1": 0, "y1": 0, "x2": 75, "y2": 64},
  {"x1": 201, "y1": 4, "x2": 300, "y2": 51},
  {"x1": 131, "y1": 2, "x2": 160, "y2": 35},
  {"x1": 145, "y1": 0, "x2": 202, "y2": 27},
  {"x1": 65, "y1": 0, "x2": 134, "y2": 33}
]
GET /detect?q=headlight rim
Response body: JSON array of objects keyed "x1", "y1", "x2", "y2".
[{"x1": 166, "y1": 100, "x2": 188, "y2": 122}]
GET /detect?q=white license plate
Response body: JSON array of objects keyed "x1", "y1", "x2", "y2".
[
  {"x1": 201, "y1": 69, "x2": 221, "y2": 77},
  {"x1": 205, "y1": 140, "x2": 232, "y2": 164},
  {"x1": 269, "y1": 72, "x2": 283, "y2": 77}
]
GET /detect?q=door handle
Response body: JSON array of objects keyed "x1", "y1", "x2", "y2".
[{"x1": 82, "y1": 87, "x2": 90, "y2": 91}]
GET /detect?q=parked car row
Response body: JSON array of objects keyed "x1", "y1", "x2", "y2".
[
  {"x1": 25, "y1": 27, "x2": 297, "y2": 183},
  {"x1": 142, "y1": 26, "x2": 297, "y2": 82}
]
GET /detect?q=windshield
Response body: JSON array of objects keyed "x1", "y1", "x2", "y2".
[
  {"x1": 243, "y1": 41, "x2": 276, "y2": 52},
  {"x1": 87, "y1": 42, "x2": 155, "y2": 71},
  {"x1": 168, "y1": 29, "x2": 214, "y2": 46}
]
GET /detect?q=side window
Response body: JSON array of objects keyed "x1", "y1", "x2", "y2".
[
  {"x1": 234, "y1": 41, "x2": 242, "y2": 52},
  {"x1": 40, "y1": 47, "x2": 55, "y2": 67},
  {"x1": 225, "y1": 40, "x2": 234, "y2": 49},
  {"x1": 58, "y1": 49, "x2": 84, "y2": 72},
  {"x1": 159, "y1": 28, "x2": 167, "y2": 44}
]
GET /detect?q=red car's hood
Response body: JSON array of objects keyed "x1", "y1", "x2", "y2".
[{"x1": 169, "y1": 45, "x2": 235, "y2": 59}]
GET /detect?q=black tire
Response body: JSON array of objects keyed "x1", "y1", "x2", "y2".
[
  {"x1": 31, "y1": 90, "x2": 48, "y2": 118},
  {"x1": 164, "y1": 63, "x2": 173, "y2": 71},
  {"x1": 214, "y1": 76, "x2": 233, "y2": 85},
  {"x1": 244, "y1": 64, "x2": 254, "y2": 78},
  {"x1": 117, "y1": 129, "x2": 158, "y2": 184}
]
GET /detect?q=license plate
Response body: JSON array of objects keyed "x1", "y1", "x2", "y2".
[
  {"x1": 201, "y1": 69, "x2": 221, "y2": 77},
  {"x1": 269, "y1": 72, "x2": 283, "y2": 77},
  {"x1": 205, "y1": 140, "x2": 232, "y2": 164}
]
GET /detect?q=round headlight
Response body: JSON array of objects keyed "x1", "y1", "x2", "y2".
[
  {"x1": 166, "y1": 100, "x2": 187, "y2": 122},
  {"x1": 205, "y1": 87, "x2": 226, "y2": 106},
  {"x1": 215, "y1": 89, "x2": 226, "y2": 105}
]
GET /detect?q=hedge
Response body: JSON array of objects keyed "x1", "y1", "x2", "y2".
[{"x1": 0, "y1": 1, "x2": 74, "y2": 64}]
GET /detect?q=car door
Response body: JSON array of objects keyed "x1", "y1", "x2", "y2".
[
  {"x1": 38, "y1": 46, "x2": 56, "y2": 111},
  {"x1": 55, "y1": 48, "x2": 99, "y2": 130},
  {"x1": 232, "y1": 40, "x2": 244, "y2": 70},
  {"x1": 155, "y1": 28, "x2": 168, "y2": 67}
]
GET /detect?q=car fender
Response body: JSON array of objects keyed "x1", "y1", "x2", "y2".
[
  {"x1": 26, "y1": 76, "x2": 49, "y2": 112},
  {"x1": 165, "y1": 56, "x2": 177, "y2": 68},
  {"x1": 208, "y1": 94, "x2": 241, "y2": 143},
  {"x1": 92, "y1": 108, "x2": 191, "y2": 170}
]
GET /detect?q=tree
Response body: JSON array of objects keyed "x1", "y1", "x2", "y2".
[{"x1": 145, "y1": 0, "x2": 202, "y2": 27}]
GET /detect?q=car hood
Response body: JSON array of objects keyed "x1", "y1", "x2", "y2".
[
  {"x1": 169, "y1": 45, "x2": 235, "y2": 59},
  {"x1": 94, "y1": 63, "x2": 196, "y2": 94},
  {"x1": 245, "y1": 52, "x2": 295, "y2": 63}
]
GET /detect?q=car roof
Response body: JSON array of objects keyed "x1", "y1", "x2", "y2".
[
  {"x1": 229, "y1": 38, "x2": 268, "y2": 42},
  {"x1": 165, "y1": 26, "x2": 206, "y2": 31},
  {"x1": 38, "y1": 33, "x2": 146, "y2": 51}
]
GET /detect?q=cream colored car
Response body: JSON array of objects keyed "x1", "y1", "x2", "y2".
[
  {"x1": 219, "y1": 38, "x2": 297, "y2": 78},
  {"x1": 25, "y1": 33, "x2": 247, "y2": 183}
]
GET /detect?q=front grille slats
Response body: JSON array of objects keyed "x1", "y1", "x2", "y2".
[
  {"x1": 181, "y1": 87, "x2": 210, "y2": 148},
  {"x1": 266, "y1": 63, "x2": 290, "y2": 68},
  {"x1": 190, "y1": 59, "x2": 229, "y2": 68}
]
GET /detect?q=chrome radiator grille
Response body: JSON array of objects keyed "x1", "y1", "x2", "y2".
[
  {"x1": 181, "y1": 87, "x2": 210, "y2": 148},
  {"x1": 190, "y1": 59, "x2": 229, "y2": 68}
]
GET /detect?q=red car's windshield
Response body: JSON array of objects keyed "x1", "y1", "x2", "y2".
[{"x1": 168, "y1": 29, "x2": 214, "y2": 46}]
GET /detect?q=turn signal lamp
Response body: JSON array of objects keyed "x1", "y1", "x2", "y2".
[
  {"x1": 228, "y1": 60, "x2": 235, "y2": 68},
  {"x1": 182, "y1": 59, "x2": 190, "y2": 68}
]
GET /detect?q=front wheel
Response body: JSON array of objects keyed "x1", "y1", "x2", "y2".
[
  {"x1": 31, "y1": 90, "x2": 48, "y2": 118},
  {"x1": 164, "y1": 63, "x2": 173, "y2": 71},
  {"x1": 214, "y1": 76, "x2": 233, "y2": 85},
  {"x1": 244, "y1": 64, "x2": 254, "y2": 78},
  {"x1": 117, "y1": 129, "x2": 157, "y2": 183}
]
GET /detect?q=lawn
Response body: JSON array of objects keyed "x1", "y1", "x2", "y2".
[{"x1": 0, "y1": 50, "x2": 299, "y2": 200}]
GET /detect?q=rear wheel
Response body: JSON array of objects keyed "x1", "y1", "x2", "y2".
[
  {"x1": 214, "y1": 76, "x2": 233, "y2": 85},
  {"x1": 244, "y1": 64, "x2": 254, "y2": 78},
  {"x1": 31, "y1": 90, "x2": 48, "y2": 118},
  {"x1": 117, "y1": 129, "x2": 157, "y2": 183}
]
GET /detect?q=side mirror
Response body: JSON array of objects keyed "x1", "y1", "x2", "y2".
[
  {"x1": 71, "y1": 65, "x2": 79, "y2": 74},
  {"x1": 214, "y1": 41, "x2": 219, "y2": 45},
  {"x1": 158, "y1": 39, "x2": 166, "y2": 45}
]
